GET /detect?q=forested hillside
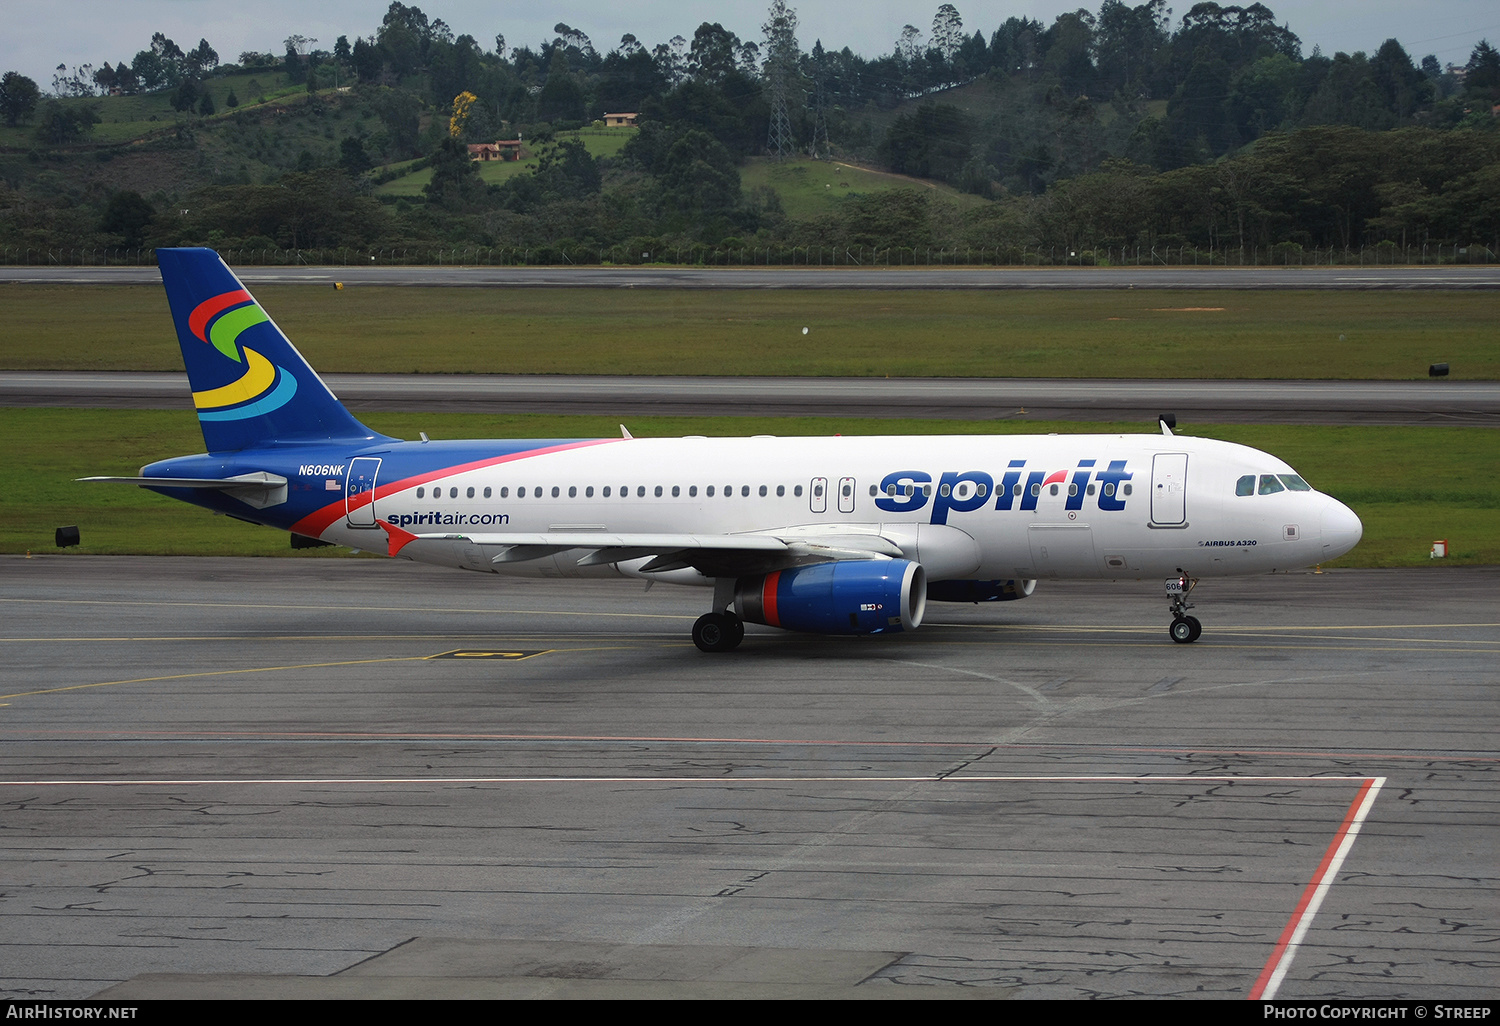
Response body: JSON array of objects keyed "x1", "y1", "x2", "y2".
[{"x1": 2, "y1": 1, "x2": 1497, "y2": 262}]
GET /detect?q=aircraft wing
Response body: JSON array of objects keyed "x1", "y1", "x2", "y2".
[{"x1": 377, "y1": 521, "x2": 904, "y2": 577}]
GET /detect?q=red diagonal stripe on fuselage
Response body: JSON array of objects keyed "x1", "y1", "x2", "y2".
[
  {"x1": 189, "y1": 290, "x2": 253, "y2": 342},
  {"x1": 291, "y1": 438, "x2": 623, "y2": 538}
]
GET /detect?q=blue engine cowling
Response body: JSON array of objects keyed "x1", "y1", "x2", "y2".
[
  {"x1": 926, "y1": 578, "x2": 1037, "y2": 603},
  {"x1": 734, "y1": 559, "x2": 927, "y2": 635}
]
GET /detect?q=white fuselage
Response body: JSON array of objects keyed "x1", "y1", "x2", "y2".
[{"x1": 320, "y1": 433, "x2": 1363, "y2": 584}]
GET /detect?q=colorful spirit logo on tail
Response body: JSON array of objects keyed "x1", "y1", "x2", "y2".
[{"x1": 187, "y1": 289, "x2": 298, "y2": 421}]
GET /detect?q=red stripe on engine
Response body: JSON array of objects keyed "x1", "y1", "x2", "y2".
[
  {"x1": 762, "y1": 571, "x2": 781, "y2": 627},
  {"x1": 188, "y1": 289, "x2": 252, "y2": 341}
]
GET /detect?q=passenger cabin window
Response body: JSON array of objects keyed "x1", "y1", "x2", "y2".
[
  {"x1": 1236, "y1": 475, "x2": 1256, "y2": 497},
  {"x1": 1259, "y1": 474, "x2": 1285, "y2": 495},
  {"x1": 416, "y1": 487, "x2": 425, "y2": 498}
]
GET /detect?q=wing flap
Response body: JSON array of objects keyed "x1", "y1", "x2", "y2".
[{"x1": 376, "y1": 523, "x2": 909, "y2": 575}]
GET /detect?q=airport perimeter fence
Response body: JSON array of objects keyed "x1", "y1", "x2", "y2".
[{"x1": 5, "y1": 242, "x2": 1498, "y2": 268}]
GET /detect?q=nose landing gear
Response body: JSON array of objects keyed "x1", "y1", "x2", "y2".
[{"x1": 1166, "y1": 570, "x2": 1202, "y2": 643}]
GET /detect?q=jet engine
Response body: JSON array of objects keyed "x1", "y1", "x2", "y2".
[{"x1": 734, "y1": 559, "x2": 927, "y2": 635}]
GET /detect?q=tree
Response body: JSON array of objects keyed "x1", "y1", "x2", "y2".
[
  {"x1": 186, "y1": 39, "x2": 219, "y2": 78},
  {"x1": 449, "y1": 90, "x2": 477, "y2": 137},
  {"x1": 1466, "y1": 40, "x2": 1500, "y2": 103},
  {"x1": 0, "y1": 71, "x2": 40, "y2": 126},
  {"x1": 690, "y1": 23, "x2": 741, "y2": 84},
  {"x1": 339, "y1": 135, "x2": 373, "y2": 174},
  {"x1": 352, "y1": 38, "x2": 383, "y2": 83},
  {"x1": 171, "y1": 78, "x2": 200, "y2": 112},
  {"x1": 931, "y1": 5, "x2": 965, "y2": 65},
  {"x1": 879, "y1": 103, "x2": 975, "y2": 182},
  {"x1": 424, "y1": 137, "x2": 488, "y2": 210},
  {"x1": 1369, "y1": 39, "x2": 1429, "y2": 120},
  {"x1": 100, "y1": 191, "x2": 155, "y2": 247},
  {"x1": 34, "y1": 100, "x2": 98, "y2": 143},
  {"x1": 536, "y1": 50, "x2": 585, "y2": 124},
  {"x1": 199, "y1": 90, "x2": 216, "y2": 116},
  {"x1": 283, "y1": 40, "x2": 307, "y2": 84}
]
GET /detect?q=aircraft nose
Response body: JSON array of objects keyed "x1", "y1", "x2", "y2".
[{"x1": 1320, "y1": 497, "x2": 1363, "y2": 560}]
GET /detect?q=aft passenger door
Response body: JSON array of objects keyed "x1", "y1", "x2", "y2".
[{"x1": 345, "y1": 457, "x2": 381, "y2": 528}]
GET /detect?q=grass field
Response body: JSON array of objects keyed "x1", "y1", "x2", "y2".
[
  {"x1": 0, "y1": 69, "x2": 308, "y2": 149},
  {"x1": 739, "y1": 156, "x2": 985, "y2": 218},
  {"x1": 3, "y1": 285, "x2": 1496, "y2": 379},
  {"x1": 4, "y1": 408, "x2": 1493, "y2": 567}
]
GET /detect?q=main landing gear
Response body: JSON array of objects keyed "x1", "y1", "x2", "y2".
[
  {"x1": 692, "y1": 611, "x2": 745, "y2": 653},
  {"x1": 693, "y1": 578, "x2": 745, "y2": 652},
  {"x1": 1166, "y1": 569, "x2": 1202, "y2": 644}
]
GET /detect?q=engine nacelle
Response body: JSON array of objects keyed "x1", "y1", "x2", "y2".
[
  {"x1": 926, "y1": 578, "x2": 1037, "y2": 603},
  {"x1": 735, "y1": 559, "x2": 927, "y2": 635}
]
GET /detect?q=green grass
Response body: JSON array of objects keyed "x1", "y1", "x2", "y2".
[
  {"x1": 3, "y1": 285, "x2": 1495, "y2": 380},
  {"x1": 374, "y1": 128, "x2": 637, "y2": 197},
  {"x1": 3, "y1": 408, "x2": 1494, "y2": 567},
  {"x1": 740, "y1": 156, "x2": 985, "y2": 219},
  {"x1": 0, "y1": 70, "x2": 305, "y2": 149}
]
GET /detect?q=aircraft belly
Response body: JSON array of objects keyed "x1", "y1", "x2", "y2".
[{"x1": 1026, "y1": 523, "x2": 1101, "y2": 579}]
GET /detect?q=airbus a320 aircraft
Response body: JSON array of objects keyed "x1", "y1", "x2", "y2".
[{"x1": 85, "y1": 249, "x2": 1362, "y2": 651}]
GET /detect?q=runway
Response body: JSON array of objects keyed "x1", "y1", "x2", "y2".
[
  {"x1": 5, "y1": 372, "x2": 1496, "y2": 425},
  {"x1": 4, "y1": 265, "x2": 1498, "y2": 289},
  {"x1": 2, "y1": 556, "x2": 1495, "y2": 999}
]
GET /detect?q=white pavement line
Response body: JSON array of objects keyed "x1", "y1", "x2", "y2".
[{"x1": 1250, "y1": 776, "x2": 1386, "y2": 1001}]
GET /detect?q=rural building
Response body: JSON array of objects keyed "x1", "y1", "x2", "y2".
[
  {"x1": 467, "y1": 140, "x2": 523, "y2": 162},
  {"x1": 603, "y1": 112, "x2": 639, "y2": 128}
]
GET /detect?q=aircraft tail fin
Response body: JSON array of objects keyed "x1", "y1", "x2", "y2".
[{"x1": 156, "y1": 248, "x2": 390, "y2": 453}]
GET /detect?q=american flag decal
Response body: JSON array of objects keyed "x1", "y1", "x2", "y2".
[{"x1": 326, "y1": 479, "x2": 340, "y2": 491}]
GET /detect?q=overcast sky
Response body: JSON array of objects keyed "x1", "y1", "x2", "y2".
[{"x1": 7, "y1": 1, "x2": 1498, "y2": 89}]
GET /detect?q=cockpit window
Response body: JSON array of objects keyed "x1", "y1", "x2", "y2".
[
  {"x1": 1258, "y1": 474, "x2": 1285, "y2": 495},
  {"x1": 1278, "y1": 474, "x2": 1311, "y2": 491},
  {"x1": 1235, "y1": 475, "x2": 1255, "y2": 497}
]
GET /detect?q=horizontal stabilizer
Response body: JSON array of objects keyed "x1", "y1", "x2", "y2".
[{"x1": 79, "y1": 472, "x2": 288, "y2": 509}]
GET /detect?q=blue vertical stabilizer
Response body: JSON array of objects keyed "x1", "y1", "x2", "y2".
[{"x1": 156, "y1": 248, "x2": 391, "y2": 453}]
